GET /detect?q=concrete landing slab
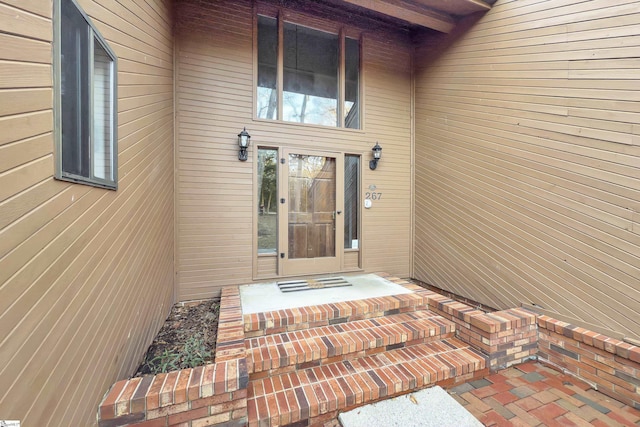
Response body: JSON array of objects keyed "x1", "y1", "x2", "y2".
[
  {"x1": 239, "y1": 274, "x2": 411, "y2": 314},
  {"x1": 338, "y1": 386, "x2": 482, "y2": 427}
]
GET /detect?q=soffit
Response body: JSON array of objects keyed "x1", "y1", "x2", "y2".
[{"x1": 335, "y1": 0, "x2": 494, "y2": 33}]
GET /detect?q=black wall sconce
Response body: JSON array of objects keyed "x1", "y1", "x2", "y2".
[
  {"x1": 369, "y1": 142, "x2": 382, "y2": 170},
  {"x1": 238, "y1": 127, "x2": 251, "y2": 161}
]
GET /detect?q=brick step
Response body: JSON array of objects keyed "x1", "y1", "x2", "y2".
[
  {"x1": 243, "y1": 292, "x2": 430, "y2": 338},
  {"x1": 247, "y1": 338, "x2": 488, "y2": 427},
  {"x1": 247, "y1": 310, "x2": 456, "y2": 376}
]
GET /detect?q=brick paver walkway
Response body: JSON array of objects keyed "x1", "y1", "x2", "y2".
[{"x1": 450, "y1": 361, "x2": 640, "y2": 426}]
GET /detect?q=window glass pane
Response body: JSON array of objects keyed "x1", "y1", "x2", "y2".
[
  {"x1": 344, "y1": 37, "x2": 360, "y2": 129},
  {"x1": 61, "y1": 0, "x2": 90, "y2": 177},
  {"x1": 283, "y1": 23, "x2": 338, "y2": 126},
  {"x1": 93, "y1": 39, "x2": 114, "y2": 181},
  {"x1": 344, "y1": 155, "x2": 359, "y2": 249},
  {"x1": 258, "y1": 149, "x2": 278, "y2": 254},
  {"x1": 257, "y1": 16, "x2": 278, "y2": 120}
]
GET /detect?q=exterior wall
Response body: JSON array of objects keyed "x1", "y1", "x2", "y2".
[
  {"x1": 0, "y1": 1, "x2": 174, "y2": 425},
  {"x1": 175, "y1": 0, "x2": 413, "y2": 301},
  {"x1": 414, "y1": 0, "x2": 640, "y2": 339}
]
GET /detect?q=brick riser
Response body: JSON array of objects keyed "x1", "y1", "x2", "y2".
[
  {"x1": 244, "y1": 292, "x2": 430, "y2": 338},
  {"x1": 247, "y1": 310, "x2": 456, "y2": 377},
  {"x1": 247, "y1": 338, "x2": 487, "y2": 427}
]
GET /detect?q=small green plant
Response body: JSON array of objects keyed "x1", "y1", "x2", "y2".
[
  {"x1": 144, "y1": 349, "x2": 180, "y2": 374},
  {"x1": 142, "y1": 334, "x2": 212, "y2": 375},
  {"x1": 180, "y1": 334, "x2": 211, "y2": 369}
]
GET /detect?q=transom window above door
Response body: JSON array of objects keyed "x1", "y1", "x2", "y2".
[{"x1": 257, "y1": 16, "x2": 361, "y2": 129}]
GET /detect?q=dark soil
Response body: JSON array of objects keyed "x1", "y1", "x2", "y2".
[{"x1": 134, "y1": 299, "x2": 220, "y2": 377}]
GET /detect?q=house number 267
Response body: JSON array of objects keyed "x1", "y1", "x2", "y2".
[{"x1": 365, "y1": 192, "x2": 382, "y2": 200}]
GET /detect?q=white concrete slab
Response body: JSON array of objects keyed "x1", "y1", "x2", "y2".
[
  {"x1": 338, "y1": 386, "x2": 483, "y2": 427},
  {"x1": 239, "y1": 274, "x2": 411, "y2": 314}
]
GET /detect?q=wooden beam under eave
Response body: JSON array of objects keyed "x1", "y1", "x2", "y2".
[
  {"x1": 341, "y1": 0, "x2": 456, "y2": 33},
  {"x1": 412, "y1": 0, "x2": 491, "y2": 15},
  {"x1": 465, "y1": 0, "x2": 492, "y2": 11}
]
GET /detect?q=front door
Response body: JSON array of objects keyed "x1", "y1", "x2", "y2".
[{"x1": 279, "y1": 149, "x2": 343, "y2": 276}]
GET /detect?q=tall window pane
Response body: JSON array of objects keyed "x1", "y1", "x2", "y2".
[
  {"x1": 283, "y1": 23, "x2": 338, "y2": 126},
  {"x1": 258, "y1": 149, "x2": 278, "y2": 253},
  {"x1": 344, "y1": 155, "x2": 359, "y2": 249},
  {"x1": 61, "y1": 0, "x2": 90, "y2": 178},
  {"x1": 344, "y1": 37, "x2": 360, "y2": 129},
  {"x1": 93, "y1": 39, "x2": 114, "y2": 181},
  {"x1": 257, "y1": 16, "x2": 278, "y2": 120},
  {"x1": 56, "y1": 0, "x2": 117, "y2": 189}
]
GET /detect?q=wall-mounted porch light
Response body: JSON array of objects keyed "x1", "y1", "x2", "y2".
[
  {"x1": 238, "y1": 127, "x2": 251, "y2": 161},
  {"x1": 369, "y1": 142, "x2": 382, "y2": 170}
]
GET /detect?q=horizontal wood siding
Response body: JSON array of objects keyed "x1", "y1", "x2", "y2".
[
  {"x1": 413, "y1": 0, "x2": 640, "y2": 339},
  {"x1": 257, "y1": 255, "x2": 278, "y2": 277},
  {"x1": 344, "y1": 251, "x2": 360, "y2": 270},
  {"x1": 0, "y1": 0, "x2": 174, "y2": 425},
  {"x1": 175, "y1": 0, "x2": 412, "y2": 300}
]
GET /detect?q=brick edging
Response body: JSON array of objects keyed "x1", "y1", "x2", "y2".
[
  {"x1": 381, "y1": 275, "x2": 539, "y2": 371},
  {"x1": 537, "y1": 314, "x2": 640, "y2": 410},
  {"x1": 98, "y1": 287, "x2": 248, "y2": 427}
]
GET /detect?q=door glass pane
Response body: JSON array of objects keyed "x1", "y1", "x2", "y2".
[
  {"x1": 93, "y1": 38, "x2": 114, "y2": 180},
  {"x1": 344, "y1": 155, "x2": 359, "y2": 249},
  {"x1": 283, "y1": 23, "x2": 338, "y2": 126},
  {"x1": 258, "y1": 149, "x2": 278, "y2": 253},
  {"x1": 288, "y1": 154, "x2": 336, "y2": 259},
  {"x1": 344, "y1": 37, "x2": 360, "y2": 129},
  {"x1": 257, "y1": 16, "x2": 278, "y2": 119}
]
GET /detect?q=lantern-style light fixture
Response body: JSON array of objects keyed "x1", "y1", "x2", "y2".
[
  {"x1": 238, "y1": 127, "x2": 251, "y2": 161},
  {"x1": 369, "y1": 142, "x2": 382, "y2": 170}
]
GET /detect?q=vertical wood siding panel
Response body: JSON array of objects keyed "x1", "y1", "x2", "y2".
[
  {"x1": 0, "y1": 0, "x2": 174, "y2": 425},
  {"x1": 414, "y1": 0, "x2": 640, "y2": 339},
  {"x1": 175, "y1": 0, "x2": 412, "y2": 300}
]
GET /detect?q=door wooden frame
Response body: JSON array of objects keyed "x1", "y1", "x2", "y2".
[{"x1": 278, "y1": 148, "x2": 344, "y2": 276}]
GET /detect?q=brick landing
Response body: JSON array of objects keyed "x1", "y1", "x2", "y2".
[{"x1": 451, "y1": 361, "x2": 640, "y2": 426}]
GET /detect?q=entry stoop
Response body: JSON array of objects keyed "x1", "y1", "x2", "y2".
[
  {"x1": 243, "y1": 293, "x2": 487, "y2": 427},
  {"x1": 96, "y1": 275, "x2": 538, "y2": 427}
]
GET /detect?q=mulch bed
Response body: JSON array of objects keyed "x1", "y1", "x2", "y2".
[{"x1": 134, "y1": 299, "x2": 220, "y2": 377}]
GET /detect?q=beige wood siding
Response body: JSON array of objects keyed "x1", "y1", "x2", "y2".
[
  {"x1": 344, "y1": 251, "x2": 361, "y2": 271},
  {"x1": 0, "y1": 1, "x2": 174, "y2": 425},
  {"x1": 413, "y1": 0, "x2": 640, "y2": 339},
  {"x1": 175, "y1": 0, "x2": 412, "y2": 300}
]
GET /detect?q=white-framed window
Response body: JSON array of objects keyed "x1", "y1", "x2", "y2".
[
  {"x1": 54, "y1": 0, "x2": 118, "y2": 189},
  {"x1": 257, "y1": 15, "x2": 361, "y2": 129}
]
